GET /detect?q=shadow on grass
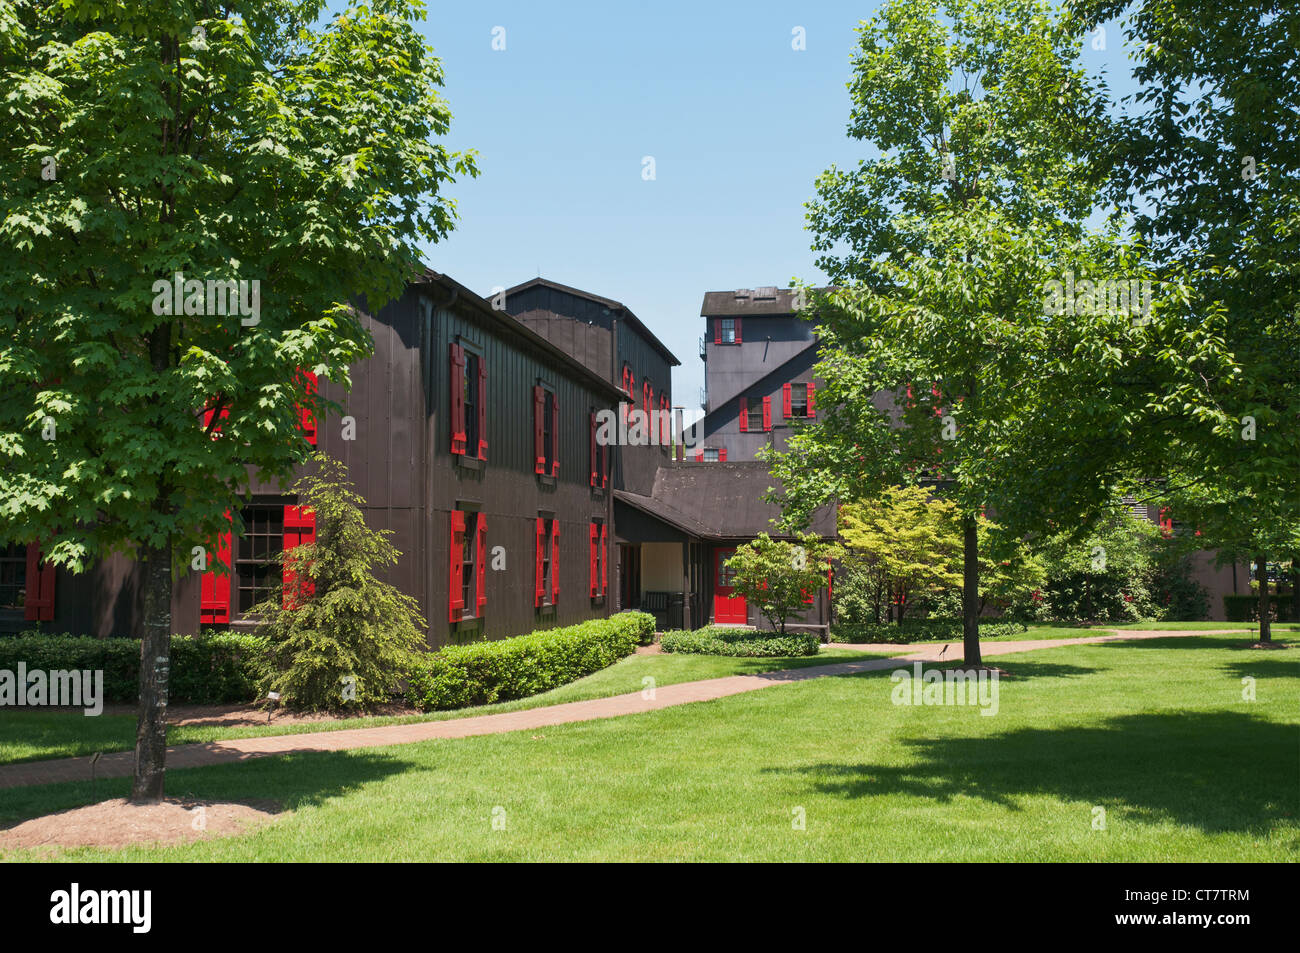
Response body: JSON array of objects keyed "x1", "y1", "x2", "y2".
[
  {"x1": 0, "y1": 747, "x2": 424, "y2": 829},
  {"x1": 769, "y1": 710, "x2": 1298, "y2": 836}
]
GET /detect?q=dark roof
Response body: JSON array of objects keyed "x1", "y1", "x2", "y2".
[
  {"x1": 417, "y1": 269, "x2": 625, "y2": 403},
  {"x1": 700, "y1": 287, "x2": 830, "y2": 317},
  {"x1": 616, "y1": 461, "x2": 835, "y2": 540},
  {"x1": 499, "y1": 277, "x2": 681, "y2": 367}
]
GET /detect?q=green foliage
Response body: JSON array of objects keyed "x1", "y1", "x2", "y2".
[
  {"x1": 725, "y1": 533, "x2": 838, "y2": 635},
  {"x1": 252, "y1": 456, "x2": 426, "y2": 711},
  {"x1": 1223, "y1": 594, "x2": 1296, "y2": 624},
  {"x1": 1020, "y1": 510, "x2": 1209, "y2": 623},
  {"x1": 0, "y1": 632, "x2": 265, "y2": 704},
  {"x1": 0, "y1": 0, "x2": 477, "y2": 571},
  {"x1": 406, "y1": 612, "x2": 653, "y2": 712},
  {"x1": 660, "y1": 626, "x2": 821, "y2": 658},
  {"x1": 829, "y1": 619, "x2": 1027, "y2": 644}
]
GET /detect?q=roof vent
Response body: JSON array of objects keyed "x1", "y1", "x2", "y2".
[
  {"x1": 755, "y1": 286, "x2": 778, "y2": 300},
  {"x1": 733, "y1": 289, "x2": 751, "y2": 300}
]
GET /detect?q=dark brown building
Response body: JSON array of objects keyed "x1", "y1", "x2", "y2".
[{"x1": 2, "y1": 270, "x2": 625, "y2": 648}]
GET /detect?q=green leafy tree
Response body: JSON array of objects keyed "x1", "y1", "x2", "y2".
[
  {"x1": 725, "y1": 533, "x2": 839, "y2": 635},
  {"x1": 768, "y1": 0, "x2": 1156, "y2": 666},
  {"x1": 839, "y1": 486, "x2": 961, "y2": 622},
  {"x1": 1070, "y1": 0, "x2": 1300, "y2": 642},
  {"x1": 0, "y1": 0, "x2": 476, "y2": 799},
  {"x1": 253, "y1": 456, "x2": 426, "y2": 711}
]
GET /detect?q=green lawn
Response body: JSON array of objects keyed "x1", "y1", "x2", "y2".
[
  {"x1": 0, "y1": 646, "x2": 881, "y2": 765},
  {"x1": 2, "y1": 632, "x2": 1295, "y2": 861},
  {"x1": 1102, "y1": 621, "x2": 1300, "y2": 631}
]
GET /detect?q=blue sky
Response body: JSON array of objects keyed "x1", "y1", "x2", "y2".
[{"x1": 415, "y1": 1, "x2": 1136, "y2": 409}]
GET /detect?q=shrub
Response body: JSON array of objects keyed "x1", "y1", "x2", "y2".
[
  {"x1": 405, "y1": 611, "x2": 653, "y2": 711},
  {"x1": 253, "y1": 456, "x2": 428, "y2": 711},
  {"x1": 828, "y1": 619, "x2": 1028, "y2": 644},
  {"x1": 660, "y1": 625, "x2": 820, "y2": 657},
  {"x1": 1224, "y1": 593, "x2": 1296, "y2": 623},
  {"x1": 726, "y1": 533, "x2": 839, "y2": 634},
  {"x1": 0, "y1": 632, "x2": 265, "y2": 704}
]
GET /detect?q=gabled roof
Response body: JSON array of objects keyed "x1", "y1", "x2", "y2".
[
  {"x1": 417, "y1": 269, "x2": 625, "y2": 403},
  {"x1": 499, "y1": 277, "x2": 681, "y2": 367}
]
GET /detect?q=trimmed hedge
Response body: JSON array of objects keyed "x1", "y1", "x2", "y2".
[
  {"x1": 1223, "y1": 594, "x2": 1297, "y2": 623},
  {"x1": 828, "y1": 619, "x2": 1028, "y2": 644},
  {"x1": 0, "y1": 632, "x2": 266, "y2": 704},
  {"x1": 660, "y1": 626, "x2": 820, "y2": 657},
  {"x1": 406, "y1": 611, "x2": 654, "y2": 711}
]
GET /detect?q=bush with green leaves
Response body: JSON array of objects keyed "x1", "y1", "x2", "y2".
[
  {"x1": 726, "y1": 533, "x2": 839, "y2": 634},
  {"x1": 660, "y1": 626, "x2": 820, "y2": 657},
  {"x1": 828, "y1": 620, "x2": 1027, "y2": 644},
  {"x1": 0, "y1": 632, "x2": 265, "y2": 704},
  {"x1": 405, "y1": 612, "x2": 653, "y2": 711},
  {"x1": 252, "y1": 456, "x2": 427, "y2": 711}
]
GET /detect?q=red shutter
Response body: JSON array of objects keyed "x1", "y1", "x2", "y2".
[
  {"x1": 476, "y1": 515, "x2": 488, "y2": 612},
  {"x1": 589, "y1": 411, "x2": 598, "y2": 487},
  {"x1": 551, "y1": 392, "x2": 560, "y2": 477},
  {"x1": 534, "y1": 517, "x2": 545, "y2": 606},
  {"x1": 1159, "y1": 508, "x2": 1173, "y2": 538},
  {"x1": 719, "y1": 448, "x2": 727, "y2": 462},
  {"x1": 449, "y1": 510, "x2": 465, "y2": 621},
  {"x1": 783, "y1": 382, "x2": 792, "y2": 419},
  {"x1": 450, "y1": 344, "x2": 466, "y2": 455},
  {"x1": 299, "y1": 369, "x2": 318, "y2": 446},
  {"x1": 589, "y1": 523, "x2": 598, "y2": 597},
  {"x1": 283, "y1": 505, "x2": 317, "y2": 609},
  {"x1": 807, "y1": 382, "x2": 816, "y2": 419},
  {"x1": 735, "y1": 318, "x2": 742, "y2": 344},
  {"x1": 202, "y1": 402, "x2": 229, "y2": 439},
  {"x1": 643, "y1": 381, "x2": 651, "y2": 417},
  {"x1": 551, "y1": 521, "x2": 561, "y2": 601},
  {"x1": 713, "y1": 319, "x2": 721, "y2": 345},
  {"x1": 533, "y1": 385, "x2": 546, "y2": 474},
  {"x1": 695, "y1": 451, "x2": 703, "y2": 462},
  {"x1": 739, "y1": 397, "x2": 749, "y2": 432},
  {"x1": 762, "y1": 396, "x2": 772, "y2": 431},
  {"x1": 199, "y1": 512, "x2": 232, "y2": 624},
  {"x1": 477, "y1": 357, "x2": 489, "y2": 460},
  {"x1": 600, "y1": 523, "x2": 608, "y2": 595},
  {"x1": 23, "y1": 543, "x2": 55, "y2": 622},
  {"x1": 659, "y1": 392, "x2": 669, "y2": 445}
]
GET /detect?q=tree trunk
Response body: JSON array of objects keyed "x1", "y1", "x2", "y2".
[
  {"x1": 131, "y1": 537, "x2": 173, "y2": 802},
  {"x1": 1256, "y1": 553, "x2": 1271, "y2": 643},
  {"x1": 962, "y1": 514, "x2": 981, "y2": 667}
]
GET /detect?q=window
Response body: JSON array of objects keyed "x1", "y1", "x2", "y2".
[
  {"x1": 236, "y1": 505, "x2": 284, "y2": 613},
  {"x1": 535, "y1": 516, "x2": 560, "y2": 606},
  {"x1": 461, "y1": 512, "x2": 477, "y2": 615},
  {"x1": 720, "y1": 318, "x2": 736, "y2": 344},
  {"x1": 783, "y1": 382, "x2": 816, "y2": 419},
  {"x1": 534, "y1": 385, "x2": 558, "y2": 476},
  {"x1": 449, "y1": 509, "x2": 488, "y2": 622},
  {"x1": 0, "y1": 543, "x2": 25, "y2": 611},
  {"x1": 589, "y1": 410, "x2": 607, "y2": 488},
  {"x1": 451, "y1": 343, "x2": 488, "y2": 460}
]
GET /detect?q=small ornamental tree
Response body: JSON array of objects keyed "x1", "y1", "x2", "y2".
[
  {"x1": 725, "y1": 533, "x2": 839, "y2": 635},
  {"x1": 251, "y1": 456, "x2": 426, "y2": 711}
]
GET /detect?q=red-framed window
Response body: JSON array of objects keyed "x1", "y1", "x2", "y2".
[
  {"x1": 715, "y1": 317, "x2": 742, "y2": 344},
  {"x1": 449, "y1": 509, "x2": 487, "y2": 623},
  {"x1": 696, "y1": 448, "x2": 725, "y2": 462},
  {"x1": 784, "y1": 382, "x2": 814, "y2": 419},
  {"x1": 535, "y1": 516, "x2": 560, "y2": 606},
  {"x1": 451, "y1": 344, "x2": 487, "y2": 460},
  {"x1": 534, "y1": 385, "x2": 558, "y2": 476}
]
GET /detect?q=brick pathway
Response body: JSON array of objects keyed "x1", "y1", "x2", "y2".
[{"x1": 0, "y1": 629, "x2": 1235, "y2": 789}]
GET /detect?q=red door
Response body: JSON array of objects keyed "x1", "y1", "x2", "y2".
[{"x1": 713, "y1": 548, "x2": 747, "y2": 624}]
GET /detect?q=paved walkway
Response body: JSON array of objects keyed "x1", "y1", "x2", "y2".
[{"x1": 0, "y1": 629, "x2": 1237, "y2": 789}]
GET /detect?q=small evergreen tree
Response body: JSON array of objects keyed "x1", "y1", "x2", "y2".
[
  {"x1": 251, "y1": 455, "x2": 426, "y2": 711},
  {"x1": 726, "y1": 534, "x2": 839, "y2": 635}
]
